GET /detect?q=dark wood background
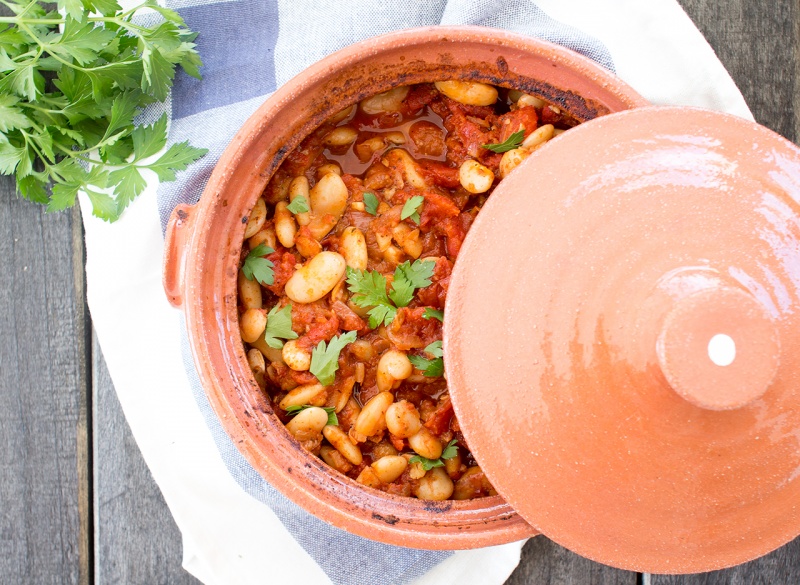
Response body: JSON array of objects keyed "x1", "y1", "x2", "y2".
[{"x1": 1, "y1": 1, "x2": 797, "y2": 583}]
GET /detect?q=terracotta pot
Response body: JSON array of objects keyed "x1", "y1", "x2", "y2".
[{"x1": 163, "y1": 26, "x2": 646, "y2": 549}]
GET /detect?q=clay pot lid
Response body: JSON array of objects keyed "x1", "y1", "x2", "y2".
[{"x1": 444, "y1": 106, "x2": 800, "y2": 573}]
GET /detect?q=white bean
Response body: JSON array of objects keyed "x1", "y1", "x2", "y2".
[
  {"x1": 517, "y1": 94, "x2": 545, "y2": 109},
  {"x1": 498, "y1": 147, "x2": 531, "y2": 179},
  {"x1": 238, "y1": 269, "x2": 262, "y2": 309},
  {"x1": 279, "y1": 383, "x2": 326, "y2": 410},
  {"x1": 459, "y1": 159, "x2": 494, "y2": 194},
  {"x1": 246, "y1": 348, "x2": 265, "y2": 374},
  {"x1": 353, "y1": 392, "x2": 393, "y2": 441},
  {"x1": 372, "y1": 455, "x2": 408, "y2": 483},
  {"x1": 334, "y1": 376, "x2": 355, "y2": 413},
  {"x1": 307, "y1": 215, "x2": 340, "y2": 241},
  {"x1": 355, "y1": 136, "x2": 387, "y2": 163},
  {"x1": 382, "y1": 244, "x2": 405, "y2": 266},
  {"x1": 282, "y1": 339, "x2": 311, "y2": 371},
  {"x1": 391, "y1": 224, "x2": 422, "y2": 259},
  {"x1": 360, "y1": 86, "x2": 410, "y2": 115},
  {"x1": 310, "y1": 173, "x2": 348, "y2": 217},
  {"x1": 350, "y1": 340, "x2": 374, "y2": 361},
  {"x1": 521, "y1": 124, "x2": 555, "y2": 149},
  {"x1": 382, "y1": 149, "x2": 428, "y2": 190},
  {"x1": 240, "y1": 308, "x2": 267, "y2": 343},
  {"x1": 323, "y1": 126, "x2": 358, "y2": 147},
  {"x1": 376, "y1": 350, "x2": 413, "y2": 392},
  {"x1": 316, "y1": 163, "x2": 342, "y2": 178},
  {"x1": 407, "y1": 457, "x2": 427, "y2": 480},
  {"x1": 385, "y1": 400, "x2": 422, "y2": 439},
  {"x1": 384, "y1": 131, "x2": 406, "y2": 145},
  {"x1": 248, "y1": 225, "x2": 277, "y2": 251},
  {"x1": 323, "y1": 425, "x2": 363, "y2": 465},
  {"x1": 285, "y1": 406, "x2": 329, "y2": 440},
  {"x1": 308, "y1": 173, "x2": 348, "y2": 239},
  {"x1": 274, "y1": 201, "x2": 297, "y2": 248},
  {"x1": 284, "y1": 251, "x2": 347, "y2": 304},
  {"x1": 408, "y1": 427, "x2": 442, "y2": 460},
  {"x1": 434, "y1": 80, "x2": 497, "y2": 106},
  {"x1": 327, "y1": 105, "x2": 354, "y2": 124},
  {"x1": 414, "y1": 467, "x2": 454, "y2": 501},
  {"x1": 375, "y1": 232, "x2": 393, "y2": 253},
  {"x1": 244, "y1": 197, "x2": 267, "y2": 239},
  {"x1": 444, "y1": 450, "x2": 462, "y2": 479},
  {"x1": 340, "y1": 227, "x2": 368, "y2": 270},
  {"x1": 289, "y1": 177, "x2": 311, "y2": 226},
  {"x1": 508, "y1": 89, "x2": 524, "y2": 103},
  {"x1": 250, "y1": 336, "x2": 284, "y2": 364}
]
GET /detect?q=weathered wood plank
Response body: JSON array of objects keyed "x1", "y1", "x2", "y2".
[
  {"x1": 650, "y1": 0, "x2": 799, "y2": 582},
  {"x1": 87, "y1": 0, "x2": 800, "y2": 584},
  {"x1": 650, "y1": 540, "x2": 800, "y2": 585},
  {"x1": 92, "y1": 339, "x2": 200, "y2": 585},
  {"x1": 0, "y1": 176, "x2": 90, "y2": 584},
  {"x1": 677, "y1": 0, "x2": 798, "y2": 142},
  {"x1": 506, "y1": 538, "x2": 637, "y2": 584}
]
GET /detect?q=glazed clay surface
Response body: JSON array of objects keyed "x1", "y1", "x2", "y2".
[
  {"x1": 445, "y1": 106, "x2": 800, "y2": 570},
  {"x1": 163, "y1": 26, "x2": 646, "y2": 549}
]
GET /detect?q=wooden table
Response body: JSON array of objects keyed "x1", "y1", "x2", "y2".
[{"x1": 2, "y1": 1, "x2": 798, "y2": 582}]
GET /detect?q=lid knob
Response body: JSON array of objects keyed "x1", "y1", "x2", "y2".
[{"x1": 656, "y1": 285, "x2": 780, "y2": 410}]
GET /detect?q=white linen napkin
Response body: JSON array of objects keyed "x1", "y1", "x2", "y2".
[{"x1": 81, "y1": 1, "x2": 752, "y2": 583}]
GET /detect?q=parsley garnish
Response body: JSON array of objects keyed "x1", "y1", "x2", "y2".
[
  {"x1": 241, "y1": 244, "x2": 275, "y2": 286},
  {"x1": 346, "y1": 260, "x2": 435, "y2": 328},
  {"x1": 345, "y1": 268, "x2": 394, "y2": 328},
  {"x1": 408, "y1": 341, "x2": 443, "y2": 377},
  {"x1": 388, "y1": 261, "x2": 435, "y2": 307},
  {"x1": 400, "y1": 195, "x2": 424, "y2": 225},
  {"x1": 409, "y1": 440, "x2": 458, "y2": 471},
  {"x1": 309, "y1": 331, "x2": 358, "y2": 386},
  {"x1": 0, "y1": 2, "x2": 207, "y2": 222},
  {"x1": 264, "y1": 304, "x2": 298, "y2": 349},
  {"x1": 481, "y1": 130, "x2": 525, "y2": 153},
  {"x1": 284, "y1": 404, "x2": 338, "y2": 426},
  {"x1": 286, "y1": 195, "x2": 309, "y2": 214},
  {"x1": 423, "y1": 308, "x2": 444, "y2": 322},
  {"x1": 363, "y1": 192, "x2": 380, "y2": 216}
]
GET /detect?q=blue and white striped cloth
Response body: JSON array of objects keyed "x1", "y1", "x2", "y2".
[{"x1": 82, "y1": 1, "x2": 752, "y2": 584}]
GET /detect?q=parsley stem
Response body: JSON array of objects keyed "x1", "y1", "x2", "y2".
[
  {"x1": 0, "y1": 0, "x2": 150, "y2": 24},
  {"x1": 19, "y1": 101, "x2": 63, "y2": 116},
  {"x1": 52, "y1": 142, "x2": 96, "y2": 162},
  {"x1": 19, "y1": 129, "x2": 52, "y2": 165},
  {"x1": 0, "y1": 0, "x2": 38, "y2": 20}
]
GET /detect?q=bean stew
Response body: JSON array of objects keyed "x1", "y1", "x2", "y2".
[{"x1": 237, "y1": 80, "x2": 578, "y2": 501}]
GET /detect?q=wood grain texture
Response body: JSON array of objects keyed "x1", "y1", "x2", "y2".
[
  {"x1": 92, "y1": 338, "x2": 200, "y2": 585},
  {"x1": 506, "y1": 538, "x2": 637, "y2": 585},
  {"x1": 0, "y1": 175, "x2": 89, "y2": 584},
  {"x1": 677, "y1": 0, "x2": 798, "y2": 142}
]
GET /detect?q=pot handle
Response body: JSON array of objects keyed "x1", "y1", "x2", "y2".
[{"x1": 163, "y1": 203, "x2": 196, "y2": 308}]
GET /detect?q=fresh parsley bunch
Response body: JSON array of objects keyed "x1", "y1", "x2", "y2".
[{"x1": 0, "y1": 0, "x2": 208, "y2": 221}]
